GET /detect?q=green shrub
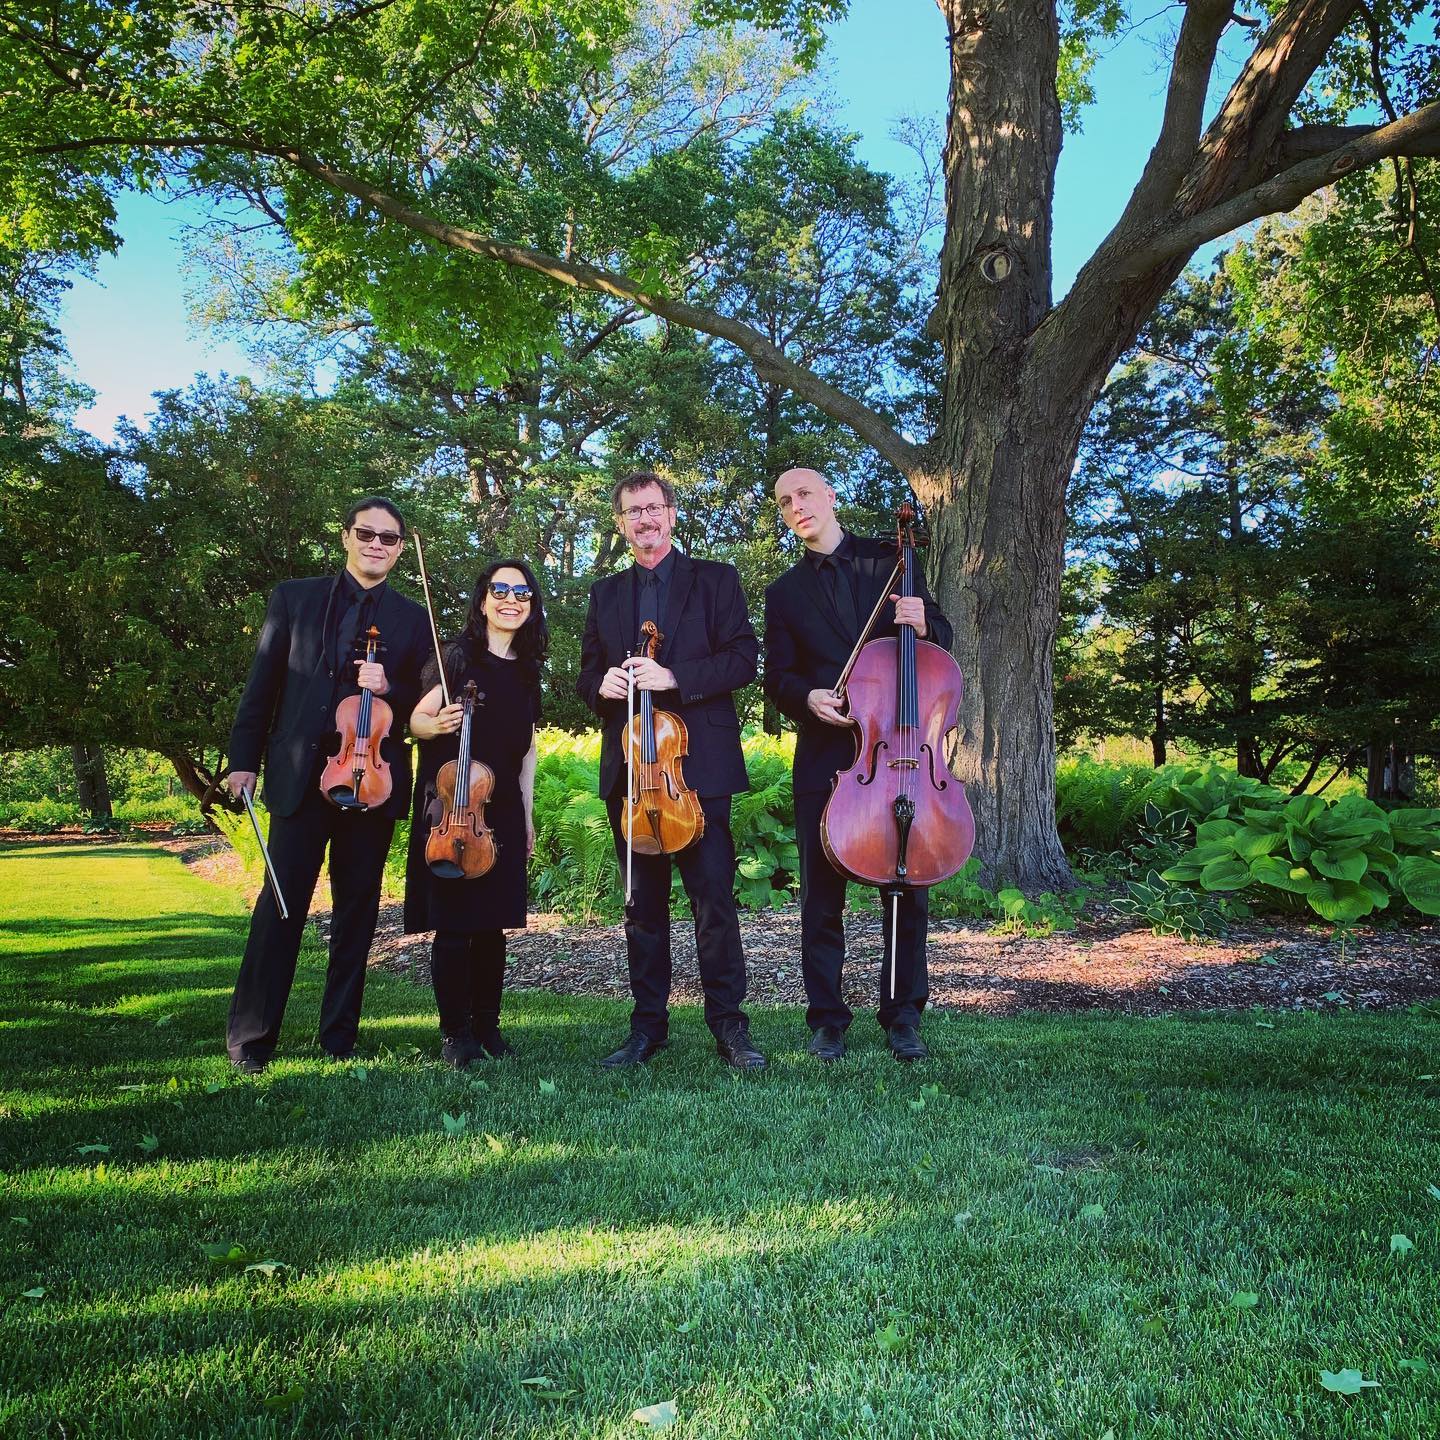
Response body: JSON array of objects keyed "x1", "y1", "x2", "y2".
[
  {"x1": 1160, "y1": 782, "x2": 1440, "y2": 923},
  {"x1": 1055, "y1": 758, "x2": 1178, "y2": 850},
  {"x1": 0, "y1": 797, "x2": 79, "y2": 832}
]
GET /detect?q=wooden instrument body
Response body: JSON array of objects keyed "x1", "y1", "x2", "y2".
[
  {"x1": 820, "y1": 635, "x2": 975, "y2": 887},
  {"x1": 425, "y1": 682, "x2": 497, "y2": 879},
  {"x1": 321, "y1": 627, "x2": 393, "y2": 811},
  {"x1": 622, "y1": 620, "x2": 705, "y2": 856},
  {"x1": 623, "y1": 708, "x2": 705, "y2": 855}
]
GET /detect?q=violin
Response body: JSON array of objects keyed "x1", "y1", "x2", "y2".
[
  {"x1": 321, "y1": 625, "x2": 394, "y2": 810},
  {"x1": 425, "y1": 680, "x2": 498, "y2": 879},
  {"x1": 820, "y1": 504, "x2": 975, "y2": 892},
  {"x1": 623, "y1": 620, "x2": 705, "y2": 856}
]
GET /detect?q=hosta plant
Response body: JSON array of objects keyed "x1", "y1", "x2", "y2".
[{"x1": 1161, "y1": 790, "x2": 1440, "y2": 923}]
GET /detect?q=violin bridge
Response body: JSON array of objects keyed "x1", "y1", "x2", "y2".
[{"x1": 886, "y1": 758, "x2": 920, "y2": 770}]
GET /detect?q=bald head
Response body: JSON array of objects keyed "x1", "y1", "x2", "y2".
[{"x1": 774, "y1": 467, "x2": 841, "y2": 552}]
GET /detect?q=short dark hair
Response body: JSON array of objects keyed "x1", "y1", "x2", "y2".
[
  {"x1": 611, "y1": 471, "x2": 675, "y2": 514},
  {"x1": 344, "y1": 496, "x2": 407, "y2": 535}
]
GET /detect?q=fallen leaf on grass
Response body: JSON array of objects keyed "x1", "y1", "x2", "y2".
[
  {"x1": 263, "y1": 1384, "x2": 305, "y2": 1411},
  {"x1": 245, "y1": 1260, "x2": 288, "y2": 1277},
  {"x1": 1425, "y1": 1183, "x2": 1440, "y2": 1205},
  {"x1": 1319, "y1": 1369, "x2": 1379, "y2": 1394},
  {"x1": 21, "y1": 1287, "x2": 45, "y2": 1299},
  {"x1": 631, "y1": 1399, "x2": 678, "y2": 1429},
  {"x1": 674, "y1": 1321, "x2": 696, "y2": 1334},
  {"x1": 1398, "y1": 1359, "x2": 1429, "y2": 1373},
  {"x1": 204, "y1": 1081, "x2": 224, "y2": 1094},
  {"x1": 484, "y1": 1133, "x2": 506, "y2": 1154},
  {"x1": 876, "y1": 1321, "x2": 906, "y2": 1353},
  {"x1": 75, "y1": 1143, "x2": 110, "y2": 1156},
  {"x1": 538, "y1": 1079, "x2": 557, "y2": 1095},
  {"x1": 1391, "y1": 1233, "x2": 1414, "y2": 1255},
  {"x1": 154, "y1": 1014, "x2": 176, "y2": 1028},
  {"x1": 1231, "y1": 1291, "x2": 1259, "y2": 1309},
  {"x1": 1079, "y1": 1203, "x2": 1106, "y2": 1220},
  {"x1": 138, "y1": 1134, "x2": 159, "y2": 1154},
  {"x1": 351, "y1": 1066, "x2": 369, "y2": 1082},
  {"x1": 203, "y1": 1242, "x2": 250, "y2": 1266},
  {"x1": 520, "y1": 1378, "x2": 575, "y2": 1401},
  {"x1": 442, "y1": 1112, "x2": 469, "y2": 1136},
  {"x1": 10, "y1": 1216, "x2": 31, "y2": 1227},
  {"x1": 953, "y1": 1212, "x2": 973, "y2": 1229}
]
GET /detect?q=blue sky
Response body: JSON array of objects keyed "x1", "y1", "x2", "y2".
[{"x1": 58, "y1": 3, "x2": 1206, "y2": 442}]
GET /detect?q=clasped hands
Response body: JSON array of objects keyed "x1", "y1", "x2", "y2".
[{"x1": 598, "y1": 655, "x2": 678, "y2": 702}]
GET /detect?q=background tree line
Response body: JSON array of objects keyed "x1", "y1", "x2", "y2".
[{"x1": 2, "y1": 1, "x2": 1437, "y2": 852}]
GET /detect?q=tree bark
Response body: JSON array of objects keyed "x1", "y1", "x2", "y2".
[{"x1": 71, "y1": 743, "x2": 112, "y2": 818}]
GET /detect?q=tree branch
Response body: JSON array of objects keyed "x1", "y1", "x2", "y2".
[
  {"x1": 29, "y1": 131, "x2": 922, "y2": 476},
  {"x1": 1119, "y1": 0, "x2": 1235, "y2": 223},
  {"x1": 1120, "y1": 101, "x2": 1440, "y2": 275}
]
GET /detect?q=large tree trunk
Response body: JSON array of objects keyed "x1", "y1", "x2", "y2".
[
  {"x1": 71, "y1": 743, "x2": 112, "y2": 818},
  {"x1": 922, "y1": 0, "x2": 1097, "y2": 889}
]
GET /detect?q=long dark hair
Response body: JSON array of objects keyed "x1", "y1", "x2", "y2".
[{"x1": 454, "y1": 557, "x2": 549, "y2": 686}]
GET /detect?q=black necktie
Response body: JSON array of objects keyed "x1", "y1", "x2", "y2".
[
  {"x1": 821, "y1": 555, "x2": 858, "y2": 635},
  {"x1": 637, "y1": 567, "x2": 659, "y2": 633}
]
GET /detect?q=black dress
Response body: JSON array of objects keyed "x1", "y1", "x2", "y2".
[{"x1": 404, "y1": 646, "x2": 540, "y2": 935}]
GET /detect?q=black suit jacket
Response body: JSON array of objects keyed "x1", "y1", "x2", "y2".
[
  {"x1": 763, "y1": 534, "x2": 954, "y2": 796},
  {"x1": 577, "y1": 551, "x2": 758, "y2": 799},
  {"x1": 228, "y1": 574, "x2": 430, "y2": 819}
]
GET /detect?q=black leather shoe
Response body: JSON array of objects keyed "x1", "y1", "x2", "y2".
[
  {"x1": 474, "y1": 1026, "x2": 515, "y2": 1060},
  {"x1": 231, "y1": 1055, "x2": 267, "y2": 1076},
  {"x1": 600, "y1": 1032, "x2": 667, "y2": 1068},
  {"x1": 807, "y1": 1025, "x2": 847, "y2": 1061},
  {"x1": 716, "y1": 1023, "x2": 767, "y2": 1071},
  {"x1": 440, "y1": 1036, "x2": 478, "y2": 1071},
  {"x1": 887, "y1": 1023, "x2": 929, "y2": 1062}
]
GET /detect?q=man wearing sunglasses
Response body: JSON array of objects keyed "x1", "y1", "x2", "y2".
[
  {"x1": 223, "y1": 497, "x2": 431, "y2": 1074},
  {"x1": 577, "y1": 471, "x2": 766, "y2": 1072}
]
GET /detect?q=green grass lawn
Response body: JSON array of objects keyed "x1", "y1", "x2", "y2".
[{"x1": 1, "y1": 840, "x2": 1437, "y2": 1439}]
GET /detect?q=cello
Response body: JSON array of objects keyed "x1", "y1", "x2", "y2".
[
  {"x1": 820, "y1": 504, "x2": 976, "y2": 992},
  {"x1": 320, "y1": 625, "x2": 394, "y2": 810},
  {"x1": 424, "y1": 680, "x2": 499, "y2": 879},
  {"x1": 623, "y1": 619, "x2": 705, "y2": 862}
]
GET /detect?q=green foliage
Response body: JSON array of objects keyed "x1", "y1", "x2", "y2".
[
  {"x1": 1111, "y1": 869, "x2": 1228, "y2": 943},
  {"x1": 1055, "y1": 757, "x2": 1177, "y2": 850},
  {"x1": 1158, "y1": 776, "x2": 1440, "y2": 923}
]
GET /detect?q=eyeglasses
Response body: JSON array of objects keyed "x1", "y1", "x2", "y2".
[
  {"x1": 620, "y1": 503, "x2": 668, "y2": 522},
  {"x1": 488, "y1": 581, "x2": 534, "y2": 601},
  {"x1": 350, "y1": 526, "x2": 403, "y2": 547}
]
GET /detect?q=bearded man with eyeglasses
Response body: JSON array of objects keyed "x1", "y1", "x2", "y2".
[
  {"x1": 222, "y1": 497, "x2": 430, "y2": 1074},
  {"x1": 577, "y1": 471, "x2": 766, "y2": 1072}
]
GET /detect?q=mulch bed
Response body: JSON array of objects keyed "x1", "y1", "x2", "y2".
[{"x1": 143, "y1": 833, "x2": 1440, "y2": 1018}]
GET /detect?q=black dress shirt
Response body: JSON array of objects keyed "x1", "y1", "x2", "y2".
[
  {"x1": 805, "y1": 533, "x2": 860, "y2": 637},
  {"x1": 633, "y1": 548, "x2": 677, "y2": 646}
]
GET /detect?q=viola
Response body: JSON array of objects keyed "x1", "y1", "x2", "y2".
[
  {"x1": 320, "y1": 625, "x2": 394, "y2": 810},
  {"x1": 425, "y1": 680, "x2": 498, "y2": 879},
  {"x1": 820, "y1": 505, "x2": 975, "y2": 891},
  {"x1": 623, "y1": 620, "x2": 705, "y2": 856}
]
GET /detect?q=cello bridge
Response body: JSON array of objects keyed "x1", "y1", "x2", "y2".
[{"x1": 886, "y1": 758, "x2": 920, "y2": 770}]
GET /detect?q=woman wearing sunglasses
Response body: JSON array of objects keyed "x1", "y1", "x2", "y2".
[{"x1": 404, "y1": 559, "x2": 548, "y2": 1066}]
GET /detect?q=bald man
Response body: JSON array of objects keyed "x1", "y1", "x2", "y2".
[{"x1": 762, "y1": 468, "x2": 952, "y2": 1062}]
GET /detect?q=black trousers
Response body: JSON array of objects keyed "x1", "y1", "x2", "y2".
[
  {"x1": 606, "y1": 792, "x2": 747, "y2": 1041},
  {"x1": 793, "y1": 787, "x2": 929, "y2": 1032},
  {"x1": 430, "y1": 929, "x2": 506, "y2": 1039},
  {"x1": 226, "y1": 786, "x2": 395, "y2": 1062}
]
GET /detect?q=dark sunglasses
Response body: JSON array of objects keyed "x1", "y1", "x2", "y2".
[
  {"x1": 488, "y1": 581, "x2": 534, "y2": 601},
  {"x1": 351, "y1": 525, "x2": 403, "y2": 547}
]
